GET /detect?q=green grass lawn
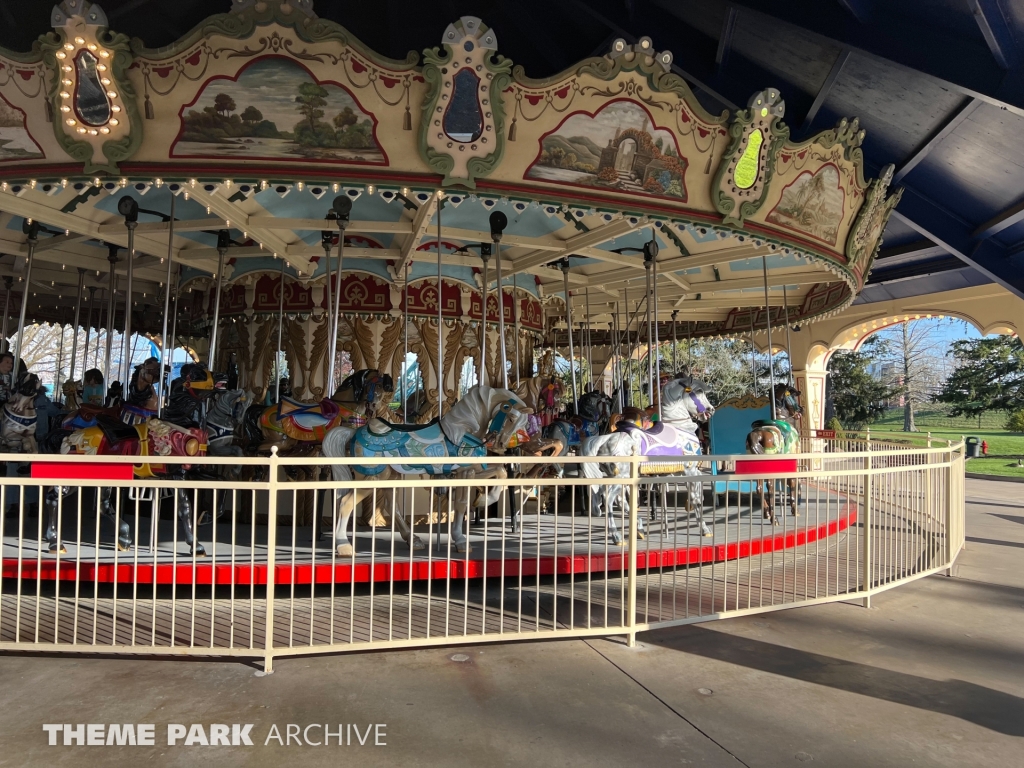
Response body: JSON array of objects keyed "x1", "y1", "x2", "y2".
[{"x1": 866, "y1": 408, "x2": 1024, "y2": 478}]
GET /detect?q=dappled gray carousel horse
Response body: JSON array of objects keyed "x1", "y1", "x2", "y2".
[
  {"x1": 322, "y1": 384, "x2": 532, "y2": 555},
  {"x1": 1, "y1": 372, "x2": 41, "y2": 454},
  {"x1": 581, "y1": 376, "x2": 715, "y2": 543}
]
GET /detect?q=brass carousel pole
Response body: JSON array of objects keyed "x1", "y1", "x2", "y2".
[
  {"x1": 403, "y1": 261, "x2": 409, "y2": 422},
  {"x1": 1, "y1": 275, "x2": 11, "y2": 349},
  {"x1": 167, "y1": 270, "x2": 180, "y2": 406},
  {"x1": 648, "y1": 236, "x2": 662, "y2": 418},
  {"x1": 81, "y1": 285, "x2": 97, "y2": 378},
  {"x1": 321, "y1": 212, "x2": 337, "y2": 392},
  {"x1": 104, "y1": 246, "x2": 117, "y2": 386},
  {"x1": 748, "y1": 309, "x2": 757, "y2": 398},
  {"x1": 479, "y1": 245, "x2": 490, "y2": 386},
  {"x1": 622, "y1": 281, "x2": 632, "y2": 407},
  {"x1": 437, "y1": 192, "x2": 445, "y2": 417},
  {"x1": 11, "y1": 220, "x2": 40, "y2": 382},
  {"x1": 512, "y1": 272, "x2": 521, "y2": 386},
  {"x1": 157, "y1": 194, "x2": 175, "y2": 418},
  {"x1": 118, "y1": 196, "x2": 138, "y2": 385},
  {"x1": 584, "y1": 286, "x2": 593, "y2": 389},
  {"x1": 643, "y1": 246, "x2": 655, "y2": 409},
  {"x1": 275, "y1": 260, "x2": 285, "y2": 403},
  {"x1": 68, "y1": 268, "x2": 87, "y2": 385},
  {"x1": 490, "y1": 210, "x2": 508, "y2": 390},
  {"x1": 330, "y1": 196, "x2": 352, "y2": 395},
  {"x1": 783, "y1": 283, "x2": 795, "y2": 387},
  {"x1": 762, "y1": 254, "x2": 776, "y2": 420},
  {"x1": 561, "y1": 259, "x2": 578, "y2": 409},
  {"x1": 206, "y1": 229, "x2": 229, "y2": 372}
]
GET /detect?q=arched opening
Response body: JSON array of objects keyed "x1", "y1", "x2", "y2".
[
  {"x1": 614, "y1": 138, "x2": 636, "y2": 173},
  {"x1": 458, "y1": 355, "x2": 478, "y2": 398},
  {"x1": 398, "y1": 351, "x2": 425, "y2": 421}
]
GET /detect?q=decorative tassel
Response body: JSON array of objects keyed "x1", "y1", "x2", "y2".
[
  {"x1": 403, "y1": 105, "x2": 412, "y2": 131},
  {"x1": 508, "y1": 116, "x2": 517, "y2": 141},
  {"x1": 144, "y1": 93, "x2": 154, "y2": 120},
  {"x1": 45, "y1": 100, "x2": 53, "y2": 122}
]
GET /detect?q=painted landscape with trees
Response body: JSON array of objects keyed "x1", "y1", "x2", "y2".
[{"x1": 173, "y1": 58, "x2": 384, "y2": 163}]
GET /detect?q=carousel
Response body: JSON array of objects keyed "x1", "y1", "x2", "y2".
[{"x1": 0, "y1": 1, "x2": 916, "y2": 656}]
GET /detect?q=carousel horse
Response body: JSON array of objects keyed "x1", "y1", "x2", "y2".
[
  {"x1": 581, "y1": 378, "x2": 716, "y2": 542},
  {"x1": 43, "y1": 363, "x2": 224, "y2": 556},
  {"x1": 243, "y1": 369, "x2": 393, "y2": 455},
  {"x1": 543, "y1": 389, "x2": 613, "y2": 454},
  {"x1": 513, "y1": 349, "x2": 563, "y2": 429},
  {"x1": 746, "y1": 383, "x2": 803, "y2": 525},
  {"x1": 206, "y1": 388, "x2": 252, "y2": 459},
  {"x1": 322, "y1": 384, "x2": 533, "y2": 555},
  {"x1": 1, "y1": 372, "x2": 41, "y2": 453}
]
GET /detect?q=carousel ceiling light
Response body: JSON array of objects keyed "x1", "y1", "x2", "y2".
[
  {"x1": 62, "y1": 79, "x2": 72, "y2": 86},
  {"x1": 101, "y1": 78, "x2": 110, "y2": 85},
  {"x1": 87, "y1": 44, "x2": 97, "y2": 51},
  {"x1": 66, "y1": 118, "x2": 76, "y2": 126},
  {"x1": 109, "y1": 118, "x2": 118, "y2": 126},
  {"x1": 96, "y1": 64, "x2": 106, "y2": 71},
  {"x1": 77, "y1": 127, "x2": 87, "y2": 134},
  {"x1": 296, "y1": 181, "x2": 304, "y2": 191},
  {"x1": 60, "y1": 105, "x2": 70, "y2": 112},
  {"x1": 154, "y1": 178, "x2": 162, "y2": 187},
  {"x1": 106, "y1": 91, "x2": 117, "y2": 99},
  {"x1": 56, "y1": 51, "x2": 66, "y2": 59},
  {"x1": 62, "y1": 65, "x2": 72, "y2": 72},
  {"x1": 74, "y1": 36, "x2": 85, "y2": 44},
  {"x1": 59, "y1": 91, "x2": 70, "y2": 99},
  {"x1": 100, "y1": 127, "x2": 109, "y2": 134},
  {"x1": 331, "y1": 182, "x2": 339, "y2": 193},
  {"x1": 367, "y1": 184, "x2": 375, "y2": 195},
  {"x1": 99, "y1": 51, "x2": 109, "y2": 58},
  {"x1": 63, "y1": 43, "x2": 74, "y2": 51},
  {"x1": 111, "y1": 105, "x2": 120, "y2": 112}
]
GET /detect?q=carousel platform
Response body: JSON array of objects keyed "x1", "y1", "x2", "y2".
[{"x1": 0, "y1": 489, "x2": 856, "y2": 586}]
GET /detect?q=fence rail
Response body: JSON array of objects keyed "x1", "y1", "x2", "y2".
[{"x1": 0, "y1": 439, "x2": 965, "y2": 672}]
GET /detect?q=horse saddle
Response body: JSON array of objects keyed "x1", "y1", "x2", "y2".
[
  {"x1": 62, "y1": 404, "x2": 120, "y2": 431},
  {"x1": 263, "y1": 397, "x2": 358, "y2": 442},
  {"x1": 352, "y1": 418, "x2": 485, "y2": 477}
]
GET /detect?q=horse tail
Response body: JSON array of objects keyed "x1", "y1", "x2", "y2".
[
  {"x1": 322, "y1": 426, "x2": 356, "y2": 485},
  {"x1": 242, "y1": 403, "x2": 265, "y2": 452},
  {"x1": 41, "y1": 428, "x2": 71, "y2": 454}
]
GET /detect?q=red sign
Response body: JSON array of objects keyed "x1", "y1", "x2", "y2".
[
  {"x1": 31, "y1": 462, "x2": 134, "y2": 481},
  {"x1": 814, "y1": 429, "x2": 837, "y2": 439}
]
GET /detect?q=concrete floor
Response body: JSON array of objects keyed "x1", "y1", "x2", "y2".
[{"x1": 0, "y1": 478, "x2": 1020, "y2": 767}]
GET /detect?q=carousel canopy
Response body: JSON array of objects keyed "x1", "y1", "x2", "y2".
[{"x1": 0, "y1": 0, "x2": 899, "y2": 342}]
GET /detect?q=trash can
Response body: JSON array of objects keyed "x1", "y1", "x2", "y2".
[{"x1": 965, "y1": 436, "x2": 981, "y2": 458}]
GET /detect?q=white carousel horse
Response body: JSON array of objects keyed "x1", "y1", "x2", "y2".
[
  {"x1": 322, "y1": 384, "x2": 532, "y2": 555},
  {"x1": 1, "y1": 373, "x2": 41, "y2": 454},
  {"x1": 581, "y1": 377, "x2": 715, "y2": 543}
]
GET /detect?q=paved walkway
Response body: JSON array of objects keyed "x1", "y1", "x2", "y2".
[{"x1": 0, "y1": 479, "x2": 1020, "y2": 766}]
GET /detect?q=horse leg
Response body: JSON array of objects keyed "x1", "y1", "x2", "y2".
[
  {"x1": 605, "y1": 486, "x2": 622, "y2": 545},
  {"x1": 689, "y1": 478, "x2": 712, "y2": 537},
  {"x1": 333, "y1": 488, "x2": 357, "y2": 557},
  {"x1": 44, "y1": 486, "x2": 67, "y2": 554},
  {"x1": 176, "y1": 487, "x2": 206, "y2": 557},
  {"x1": 788, "y1": 478, "x2": 799, "y2": 517},
  {"x1": 100, "y1": 487, "x2": 133, "y2": 551}
]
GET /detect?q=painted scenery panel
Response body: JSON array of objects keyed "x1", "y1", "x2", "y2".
[
  {"x1": 172, "y1": 57, "x2": 385, "y2": 164},
  {"x1": 0, "y1": 97, "x2": 43, "y2": 161},
  {"x1": 525, "y1": 101, "x2": 687, "y2": 199},
  {"x1": 766, "y1": 165, "x2": 844, "y2": 245}
]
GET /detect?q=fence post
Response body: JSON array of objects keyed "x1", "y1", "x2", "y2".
[
  {"x1": 263, "y1": 446, "x2": 279, "y2": 674},
  {"x1": 945, "y1": 446, "x2": 957, "y2": 576},
  {"x1": 626, "y1": 456, "x2": 639, "y2": 647},
  {"x1": 861, "y1": 451, "x2": 872, "y2": 608}
]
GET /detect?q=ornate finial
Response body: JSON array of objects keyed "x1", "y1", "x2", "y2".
[
  {"x1": 608, "y1": 36, "x2": 674, "y2": 72},
  {"x1": 51, "y1": 0, "x2": 107, "y2": 29},
  {"x1": 441, "y1": 16, "x2": 498, "y2": 50},
  {"x1": 230, "y1": 0, "x2": 315, "y2": 17}
]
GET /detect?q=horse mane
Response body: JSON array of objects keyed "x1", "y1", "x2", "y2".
[{"x1": 440, "y1": 384, "x2": 525, "y2": 446}]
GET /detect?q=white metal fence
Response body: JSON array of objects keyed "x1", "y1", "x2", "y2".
[{"x1": 0, "y1": 438, "x2": 965, "y2": 672}]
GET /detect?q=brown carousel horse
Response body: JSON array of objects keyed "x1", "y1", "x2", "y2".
[
  {"x1": 43, "y1": 363, "x2": 225, "y2": 556},
  {"x1": 243, "y1": 369, "x2": 395, "y2": 455}
]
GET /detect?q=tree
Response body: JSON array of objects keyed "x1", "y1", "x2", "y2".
[
  {"x1": 240, "y1": 105, "x2": 263, "y2": 125},
  {"x1": 295, "y1": 82, "x2": 328, "y2": 130},
  {"x1": 213, "y1": 93, "x2": 236, "y2": 116},
  {"x1": 870, "y1": 320, "x2": 953, "y2": 431},
  {"x1": 332, "y1": 106, "x2": 357, "y2": 129},
  {"x1": 827, "y1": 348, "x2": 893, "y2": 428},
  {"x1": 934, "y1": 335, "x2": 1024, "y2": 418}
]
